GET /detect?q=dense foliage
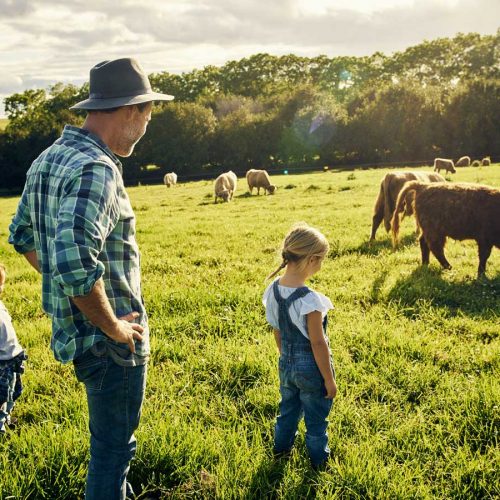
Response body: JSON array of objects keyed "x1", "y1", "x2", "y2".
[{"x1": 0, "y1": 32, "x2": 499, "y2": 188}]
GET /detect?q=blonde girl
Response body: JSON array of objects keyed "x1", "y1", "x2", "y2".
[{"x1": 262, "y1": 223, "x2": 336, "y2": 469}]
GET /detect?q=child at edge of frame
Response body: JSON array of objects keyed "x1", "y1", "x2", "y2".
[
  {"x1": 262, "y1": 222, "x2": 337, "y2": 470},
  {"x1": 0, "y1": 263, "x2": 27, "y2": 433}
]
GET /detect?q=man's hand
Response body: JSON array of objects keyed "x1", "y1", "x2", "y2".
[
  {"x1": 71, "y1": 279, "x2": 145, "y2": 354},
  {"x1": 324, "y1": 378, "x2": 337, "y2": 400},
  {"x1": 105, "y1": 312, "x2": 144, "y2": 353}
]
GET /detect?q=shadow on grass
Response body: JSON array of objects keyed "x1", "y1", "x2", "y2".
[
  {"x1": 247, "y1": 457, "x2": 288, "y2": 499},
  {"x1": 328, "y1": 233, "x2": 417, "y2": 259},
  {"x1": 386, "y1": 265, "x2": 500, "y2": 318}
]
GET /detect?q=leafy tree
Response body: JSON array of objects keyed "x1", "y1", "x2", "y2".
[
  {"x1": 443, "y1": 78, "x2": 500, "y2": 157},
  {"x1": 127, "y1": 102, "x2": 217, "y2": 179}
]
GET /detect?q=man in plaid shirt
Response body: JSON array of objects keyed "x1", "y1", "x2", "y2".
[{"x1": 9, "y1": 58, "x2": 173, "y2": 500}]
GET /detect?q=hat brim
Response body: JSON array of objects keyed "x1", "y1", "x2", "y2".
[{"x1": 70, "y1": 92, "x2": 174, "y2": 110}]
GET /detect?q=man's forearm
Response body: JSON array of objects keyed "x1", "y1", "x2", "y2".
[
  {"x1": 71, "y1": 278, "x2": 119, "y2": 336},
  {"x1": 23, "y1": 250, "x2": 41, "y2": 273}
]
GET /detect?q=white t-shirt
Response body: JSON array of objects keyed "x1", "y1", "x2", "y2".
[
  {"x1": 262, "y1": 278, "x2": 333, "y2": 340},
  {"x1": 0, "y1": 299, "x2": 23, "y2": 360}
]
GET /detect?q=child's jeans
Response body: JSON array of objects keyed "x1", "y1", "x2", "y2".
[
  {"x1": 0, "y1": 372, "x2": 17, "y2": 432},
  {"x1": 0, "y1": 352, "x2": 26, "y2": 433},
  {"x1": 274, "y1": 361, "x2": 333, "y2": 467}
]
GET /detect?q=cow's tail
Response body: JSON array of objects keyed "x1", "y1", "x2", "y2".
[
  {"x1": 373, "y1": 179, "x2": 385, "y2": 219},
  {"x1": 382, "y1": 176, "x2": 393, "y2": 232},
  {"x1": 391, "y1": 181, "x2": 426, "y2": 247}
]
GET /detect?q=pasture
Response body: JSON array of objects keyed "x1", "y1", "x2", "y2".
[{"x1": 0, "y1": 165, "x2": 499, "y2": 499}]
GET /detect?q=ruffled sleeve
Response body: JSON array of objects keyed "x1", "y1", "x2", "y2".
[
  {"x1": 299, "y1": 291, "x2": 333, "y2": 317},
  {"x1": 262, "y1": 280, "x2": 274, "y2": 308},
  {"x1": 262, "y1": 280, "x2": 280, "y2": 330}
]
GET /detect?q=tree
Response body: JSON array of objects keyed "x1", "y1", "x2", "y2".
[{"x1": 126, "y1": 102, "x2": 217, "y2": 179}]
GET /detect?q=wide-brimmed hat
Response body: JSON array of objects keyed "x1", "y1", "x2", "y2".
[{"x1": 70, "y1": 57, "x2": 174, "y2": 110}]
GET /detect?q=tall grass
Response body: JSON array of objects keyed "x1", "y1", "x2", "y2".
[{"x1": 0, "y1": 165, "x2": 499, "y2": 499}]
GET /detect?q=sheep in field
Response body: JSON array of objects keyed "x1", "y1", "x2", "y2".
[
  {"x1": 391, "y1": 181, "x2": 500, "y2": 277},
  {"x1": 482, "y1": 157, "x2": 491, "y2": 166},
  {"x1": 214, "y1": 171, "x2": 237, "y2": 203},
  {"x1": 456, "y1": 156, "x2": 471, "y2": 167},
  {"x1": 433, "y1": 158, "x2": 456, "y2": 174},
  {"x1": 472, "y1": 160, "x2": 481, "y2": 167},
  {"x1": 370, "y1": 171, "x2": 445, "y2": 240},
  {"x1": 163, "y1": 172, "x2": 178, "y2": 187},
  {"x1": 246, "y1": 169, "x2": 277, "y2": 195}
]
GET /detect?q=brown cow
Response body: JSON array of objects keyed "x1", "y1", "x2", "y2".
[
  {"x1": 434, "y1": 158, "x2": 456, "y2": 174},
  {"x1": 392, "y1": 181, "x2": 500, "y2": 276},
  {"x1": 456, "y1": 156, "x2": 471, "y2": 167},
  {"x1": 482, "y1": 157, "x2": 491, "y2": 166},
  {"x1": 370, "y1": 171, "x2": 445, "y2": 240},
  {"x1": 246, "y1": 169, "x2": 277, "y2": 195}
]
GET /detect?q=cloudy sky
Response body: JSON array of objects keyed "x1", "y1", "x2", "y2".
[{"x1": 0, "y1": 0, "x2": 498, "y2": 116}]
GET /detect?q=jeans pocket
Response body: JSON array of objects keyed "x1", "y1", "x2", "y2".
[
  {"x1": 73, "y1": 351, "x2": 108, "y2": 391},
  {"x1": 294, "y1": 370, "x2": 325, "y2": 395}
]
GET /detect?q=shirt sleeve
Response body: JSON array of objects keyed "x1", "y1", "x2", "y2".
[
  {"x1": 299, "y1": 291, "x2": 334, "y2": 317},
  {"x1": 8, "y1": 187, "x2": 36, "y2": 254},
  {"x1": 51, "y1": 161, "x2": 120, "y2": 297},
  {"x1": 262, "y1": 281, "x2": 280, "y2": 330}
]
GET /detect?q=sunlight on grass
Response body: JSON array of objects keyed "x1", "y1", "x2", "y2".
[{"x1": 0, "y1": 165, "x2": 499, "y2": 498}]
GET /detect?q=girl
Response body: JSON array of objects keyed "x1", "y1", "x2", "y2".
[{"x1": 262, "y1": 223, "x2": 336, "y2": 469}]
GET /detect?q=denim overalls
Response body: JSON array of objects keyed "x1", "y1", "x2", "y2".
[{"x1": 272, "y1": 280, "x2": 334, "y2": 467}]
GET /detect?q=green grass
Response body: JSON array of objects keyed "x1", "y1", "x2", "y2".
[
  {"x1": 0, "y1": 118, "x2": 8, "y2": 131},
  {"x1": 0, "y1": 165, "x2": 499, "y2": 499}
]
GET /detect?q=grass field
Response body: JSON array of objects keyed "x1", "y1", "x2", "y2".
[
  {"x1": 0, "y1": 118, "x2": 8, "y2": 131},
  {"x1": 0, "y1": 165, "x2": 499, "y2": 499}
]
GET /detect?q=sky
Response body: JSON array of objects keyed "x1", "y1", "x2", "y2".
[{"x1": 0, "y1": 0, "x2": 498, "y2": 116}]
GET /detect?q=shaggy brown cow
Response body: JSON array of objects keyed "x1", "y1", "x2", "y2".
[
  {"x1": 246, "y1": 169, "x2": 277, "y2": 195},
  {"x1": 433, "y1": 158, "x2": 456, "y2": 174},
  {"x1": 392, "y1": 182, "x2": 500, "y2": 276},
  {"x1": 456, "y1": 156, "x2": 471, "y2": 167},
  {"x1": 472, "y1": 160, "x2": 481, "y2": 167},
  {"x1": 482, "y1": 157, "x2": 491, "y2": 166},
  {"x1": 370, "y1": 171, "x2": 445, "y2": 240}
]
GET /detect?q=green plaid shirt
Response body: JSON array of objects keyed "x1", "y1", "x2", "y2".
[{"x1": 8, "y1": 125, "x2": 149, "y2": 364}]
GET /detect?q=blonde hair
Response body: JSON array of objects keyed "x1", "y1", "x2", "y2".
[{"x1": 267, "y1": 223, "x2": 329, "y2": 280}]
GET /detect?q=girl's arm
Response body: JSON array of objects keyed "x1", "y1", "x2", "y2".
[
  {"x1": 307, "y1": 311, "x2": 337, "y2": 399},
  {"x1": 273, "y1": 329, "x2": 281, "y2": 354}
]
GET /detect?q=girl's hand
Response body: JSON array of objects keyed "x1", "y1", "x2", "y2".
[{"x1": 325, "y1": 379, "x2": 337, "y2": 399}]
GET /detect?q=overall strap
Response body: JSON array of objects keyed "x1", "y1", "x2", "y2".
[{"x1": 273, "y1": 280, "x2": 311, "y2": 347}]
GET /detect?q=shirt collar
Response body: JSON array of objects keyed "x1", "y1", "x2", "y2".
[{"x1": 61, "y1": 125, "x2": 123, "y2": 174}]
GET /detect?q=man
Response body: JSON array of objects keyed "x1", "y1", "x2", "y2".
[{"x1": 9, "y1": 58, "x2": 173, "y2": 499}]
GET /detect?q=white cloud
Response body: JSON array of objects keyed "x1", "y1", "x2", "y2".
[{"x1": 0, "y1": 0, "x2": 498, "y2": 116}]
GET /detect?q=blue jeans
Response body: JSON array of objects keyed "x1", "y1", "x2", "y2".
[
  {"x1": 73, "y1": 347, "x2": 147, "y2": 499},
  {"x1": 274, "y1": 359, "x2": 333, "y2": 467}
]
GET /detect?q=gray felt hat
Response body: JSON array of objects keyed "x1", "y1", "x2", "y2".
[{"x1": 70, "y1": 57, "x2": 174, "y2": 110}]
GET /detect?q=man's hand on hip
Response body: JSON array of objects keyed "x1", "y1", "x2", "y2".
[{"x1": 106, "y1": 312, "x2": 144, "y2": 353}]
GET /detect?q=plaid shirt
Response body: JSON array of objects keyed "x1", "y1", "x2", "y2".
[{"x1": 8, "y1": 125, "x2": 149, "y2": 364}]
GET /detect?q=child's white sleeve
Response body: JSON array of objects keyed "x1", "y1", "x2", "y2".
[
  {"x1": 262, "y1": 283, "x2": 280, "y2": 330},
  {"x1": 299, "y1": 291, "x2": 334, "y2": 317}
]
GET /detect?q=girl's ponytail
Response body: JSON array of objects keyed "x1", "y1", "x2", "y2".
[{"x1": 266, "y1": 223, "x2": 329, "y2": 280}]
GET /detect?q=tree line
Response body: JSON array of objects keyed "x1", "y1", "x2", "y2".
[{"x1": 1, "y1": 32, "x2": 498, "y2": 189}]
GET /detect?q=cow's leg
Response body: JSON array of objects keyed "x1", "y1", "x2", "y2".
[
  {"x1": 370, "y1": 214, "x2": 383, "y2": 241},
  {"x1": 419, "y1": 235, "x2": 430, "y2": 265},
  {"x1": 257, "y1": 187, "x2": 261, "y2": 195},
  {"x1": 477, "y1": 241, "x2": 492, "y2": 277},
  {"x1": 428, "y1": 235, "x2": 451, "y2": 269}
]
